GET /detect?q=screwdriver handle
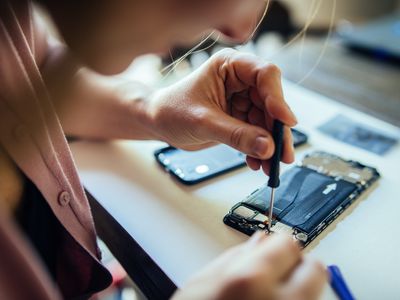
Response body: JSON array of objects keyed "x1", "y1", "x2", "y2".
[{"x1": 267, "y1": 120, "x2": 284, "y2": 188}]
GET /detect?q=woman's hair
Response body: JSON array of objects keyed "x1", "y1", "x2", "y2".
[
  {"x1": 162, "y1": 0, "x2": 337, "y2": 84},
  {"x1": 161, "y1": 0, "x2": 272, "y2": 75}
]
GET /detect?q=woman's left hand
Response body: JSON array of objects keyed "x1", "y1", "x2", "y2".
[{"x1": 149, "y1": 48, "x2": 298, "y2": 174}]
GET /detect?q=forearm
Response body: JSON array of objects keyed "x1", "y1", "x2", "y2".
[
  {"x1": 53, "y1": 68, "x2": 159, "y2": 140},
  {"x1": 36, "y1": 39, "x2": 160, "y2": 141}
]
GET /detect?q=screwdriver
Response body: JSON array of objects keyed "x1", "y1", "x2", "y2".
[{"x1": 267, "y1": 120, "x2": 284, "y2": 232}]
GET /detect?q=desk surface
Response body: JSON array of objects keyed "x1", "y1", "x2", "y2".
[{"x1": 71, "y1": 80, "x2": 400, "y2": 300}]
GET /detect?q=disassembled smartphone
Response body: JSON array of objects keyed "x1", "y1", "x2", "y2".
[
  {"x1": 154, "y1": 128, "x2": 308, "y2": 185},
  {"x1": 223, "y1": 151, "x2": 380, "y2": 247}
]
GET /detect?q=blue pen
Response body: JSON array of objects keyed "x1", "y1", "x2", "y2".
[{"x1": 327, "y1": 265, "x2": 355, "y2": 300}]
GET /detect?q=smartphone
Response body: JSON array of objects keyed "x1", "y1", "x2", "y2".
[
  {"x1": 154, "y1": 128, "x2": 308, "y2": 185},
  {"x1": 223, "y1": 151, "x2": 380, "y2": 247}
]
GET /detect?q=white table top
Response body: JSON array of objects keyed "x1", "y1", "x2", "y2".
[{"x1": 70, "y1": 80, "x2": 400, "y2": 300}]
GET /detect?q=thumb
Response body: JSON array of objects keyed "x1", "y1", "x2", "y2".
[{"x1": 208, "y1": 112, "x2": 275, "y2": 159}]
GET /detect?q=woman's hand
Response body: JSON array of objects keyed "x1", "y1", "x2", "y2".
[
  {"x1": 149, "y1": 48, "x2": 297, "y2": 174},
  {"x1": 173, "y1": 233, "x2": 326, "y2": 300}
]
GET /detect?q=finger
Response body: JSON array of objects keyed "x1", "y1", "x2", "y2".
[
  {"x1": 214, "y1": 50, "x2": 297, "y2": 126},
  {"x1": 232, "y1": 94, "x2": 252, "y2": 113},
  {"x1": 240, "y1": 106, "x2": 294, "y2": 163},
  {"x1": 207, "y1": 111, "x2": 275, "y2": 159},
  {"x1": 258, "y1": 127, "x2": 293, "y2": 174},
  {"x1": 248, "y1": 106, "x2": 265, "y2": 128},
  {"x1": 246, "y1": 230, "x2": 267, "y2": 247},
  {"x1": 179, "y1": 141, "x2": 219, "y2": 151},
  {"x1": 246, "y1": 156, "x2": 261, "y2": 170},
  {"x1": 261, "y1": 159, "x2": 271, "y2": 176},
  {"x1": 231, "y1": 106, "x2": 248, "y2": 122},
  {"x1": 249, "y1": 87, "x2": 264, "y2": 110},
  {"x1": 279, "y1": 257, "x2": 327, "y2": 300},
  {"x1": 260, "y1": 69, "x2": 297, "y2": 127},
  {"x1": 265, "y1": 112, "x2": 274, "y2": 132},
  {"x1": 281, "y1": 126, "x2": 295, "y2": 164},
  {"x1": 253, "y1": 234, "x2": 302, "y2": 282}
]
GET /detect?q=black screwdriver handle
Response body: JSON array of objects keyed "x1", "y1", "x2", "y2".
[{"x1": 267, "y1": 120, "x2": 284, "y2": 188}]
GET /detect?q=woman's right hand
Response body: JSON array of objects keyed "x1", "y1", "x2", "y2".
[{"x1": 173, "y1": 232, "x2": 326, "y2": 300}]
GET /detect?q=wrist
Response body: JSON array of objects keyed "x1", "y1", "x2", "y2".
[
  {"x1": 114, "y1": 81, "x2": 162, "y2": 140},
  {"x1": 145, "y1": 86, "x2": 175, "y2": 143},
  {"x1": 131, "y1": 94, "x2": 161, "y2": 140}
]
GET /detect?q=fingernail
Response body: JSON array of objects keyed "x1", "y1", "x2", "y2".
[{"x1": 254, "y1": 137, "x2": 269, "y2": 157}]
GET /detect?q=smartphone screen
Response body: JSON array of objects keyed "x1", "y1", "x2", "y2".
[{"x1": 154, "y1": 128, "x2": 308, "y2": 184}]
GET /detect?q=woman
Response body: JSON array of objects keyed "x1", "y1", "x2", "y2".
[{"x1": 0, "y1": 0, "x2": 326, "y2": 299}]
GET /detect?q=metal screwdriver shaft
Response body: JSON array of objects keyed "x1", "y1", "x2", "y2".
[
  {"x1": 267, "y1": 188, "x2": 276, "y2": 232},
  {"x1": 267, "y1": 120, "x2": 284, "y2": 232}
]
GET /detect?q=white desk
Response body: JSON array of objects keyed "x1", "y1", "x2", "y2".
[{"x1": 70, "y1": 80, "x2": 400, "y2": 300}]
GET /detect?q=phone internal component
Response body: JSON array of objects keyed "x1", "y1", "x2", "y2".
[{"x1": 223, "y1": 152, "x2": 380, "y2": 247}]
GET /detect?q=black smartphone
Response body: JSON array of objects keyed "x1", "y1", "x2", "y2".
[
  {"x1": 223, "y1": 151, "x2": 380, "y2": 247},
  {"x1": 154, "y1": 128, "x2": 308, "y2": 185}
]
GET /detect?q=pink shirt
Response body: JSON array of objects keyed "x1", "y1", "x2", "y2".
[{"x1": 0, "y1": 0, "x2": 111, "y2": 298}]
